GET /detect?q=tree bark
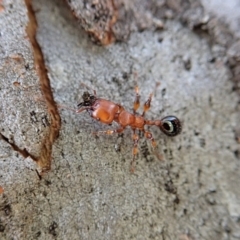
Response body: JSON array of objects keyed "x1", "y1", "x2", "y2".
[{"x1": 0, "y1": 0, "x2": 240, "y2": 239}]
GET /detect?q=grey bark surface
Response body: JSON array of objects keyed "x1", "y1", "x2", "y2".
[
  {"x1": 0, "y1": 0, "x2": 240, "y2": 239},
  {"x1": 0, "y1": 0, "x2": 50, "y2": 159}
]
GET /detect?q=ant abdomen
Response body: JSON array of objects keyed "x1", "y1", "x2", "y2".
[{"x1": 159, "y1": 116, "x2": 182, "y2": 137}]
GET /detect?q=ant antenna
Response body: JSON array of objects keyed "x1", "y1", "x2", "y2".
[{"x1": 57, "y1": 104, "x2": 77, "y2": 113}]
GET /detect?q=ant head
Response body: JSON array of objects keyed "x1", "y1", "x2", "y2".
[
  {"x1": 159, "y1": 116, "x2": 181, "y2": 137},
  {"x1": 77, "y1": 91, "x2": 96, "y2": 107}
]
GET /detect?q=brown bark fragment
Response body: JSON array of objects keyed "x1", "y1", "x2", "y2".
[
  {"x1": 67, "y1": 0, "x2": 117, "y2": 45},
  {"x1": 24, "y1": 0, "x2": 61, "y2": 173}
]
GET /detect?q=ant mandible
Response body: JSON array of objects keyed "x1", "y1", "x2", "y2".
[{"x1": 77, "y1": 86, "x2": 181, "y2": 172}]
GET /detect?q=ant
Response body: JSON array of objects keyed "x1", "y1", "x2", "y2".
[{"x1": 76, "y1": 86, "x2": 181, "y2": 172}]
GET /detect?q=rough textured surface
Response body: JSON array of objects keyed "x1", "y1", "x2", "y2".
[
  {"x1": 201, "y1": 0, "x2": 240, "y2": 38},
  {"x1": 66, "y1": 0, "x2": 117, "y2": 45},
  {"x1": 0, "y1": 0, "x2": 51, "y2": 160},
  {"x1": 0, "y1": 0, "x2": 240, "y2": 239},
  {"x1": 66, "y1": 0, "x2": 165, "y2": 44}
]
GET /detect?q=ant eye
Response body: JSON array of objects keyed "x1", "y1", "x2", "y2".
[{"x1": 160, "y1": 116, "x2": 181, "y2": 137}]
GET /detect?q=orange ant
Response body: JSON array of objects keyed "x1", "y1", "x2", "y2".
[{"x1": 76, "y1": 86, "x2": 181, "y2": 172}]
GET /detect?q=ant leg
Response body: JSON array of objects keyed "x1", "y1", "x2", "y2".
[
  {"x1": 142, "y1": 93, "x2": 153, "y2": 117},
  {"x1": 143, "y1": 130, "x2": 156, "y2": 148},
  {"x1": 142, "y1": 82, "x2": 161, "y2": 117},
  {"x1": 143, "y1": 130, "x2": 163, "y2": 161},
  {"x1": 133, "y1": 86, "x2": 140, "y2": 114},
  {"x1": 131, "y1": 129, "x2": 140, "y2": 173},
  {"x1": 93, "y1": 127, "x2": 125, "y2": 136}
]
